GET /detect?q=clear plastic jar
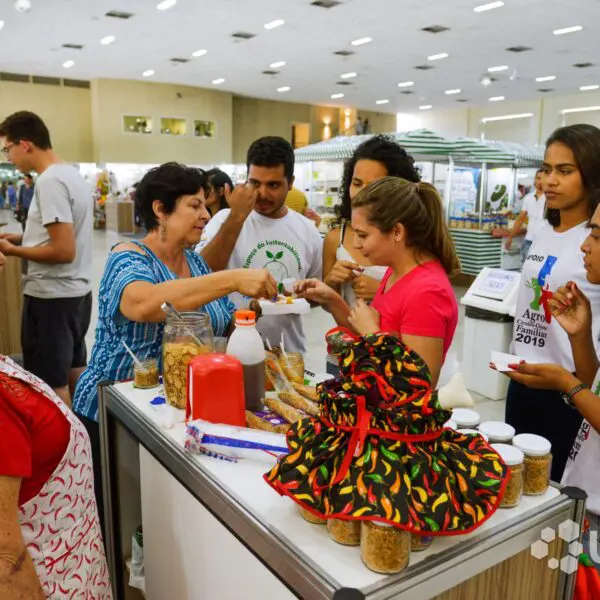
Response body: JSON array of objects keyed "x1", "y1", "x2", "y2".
[
  {"x1": 162, "y1": 312, "x2": 214, "y2": 409},
  {"x1": 513, "y1": 434, "x2": 552, "y2": 496},
  {"x1": 134, "y1": 358, "x2": 159, "y2": 389},
  {"x1": 452, "y1": 408, "x2": 481, "y2": 429},
  {"x1": 298, "y1": 505, "x2": 326, "y2": 525},
  {"x1": 479, "y1": 421, "x2": 515, "y2": 444},
  {"x1": 492, "y1": 443, "x2": 524, "y2": 508},
  {"x1": 361, "y1": 521, "x2": 410, "y2": 574},
  {"x1": 411, "y1": 533, "x2": 434, "y2": 552},
  {"x1": 328, "y1": 518, "x2": 361, "y2": 546},
  {"x1": 283, "y1": 352, "x2": 305, "y2": 383}
]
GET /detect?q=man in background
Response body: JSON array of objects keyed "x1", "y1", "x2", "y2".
[
  {"x1": 285, "y1": 186, "x2": 321, "y2": 227},
  {"x1": 17, "y1": 173, "x2": 34, "y2": 231},
  {"x1": 0, "y1": 111, "x2": 93, "y2": 407}
]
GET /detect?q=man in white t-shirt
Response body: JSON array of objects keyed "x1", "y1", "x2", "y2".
[
  {"x1": 198, "y1": 136, "x2": 322, "y2": 352},
  {"x1": 504, "y1": 169, "x2": 546, "y2": 263},
  {"x1": 0, "y1": 111, "x2": 93, "y2": 407},
  {"x1": 505, "y1": 204, "x2": 600, "y2": 569}
]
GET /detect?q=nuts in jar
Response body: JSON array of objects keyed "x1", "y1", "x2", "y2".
[
  {"x1": 361, "y1": 521, "x2": 410, "y2": 574},
  {"x1": 328, "y1": 518, "x2": 361, "y2": 546},
  {"x1": 411, "y1": 534, "x2": 433, "y2": 552},
  {"x1": 513, "y1": 434, "x2": 552, "y2": 496},
  {"x1": 492, "y1": 443, "x2": 524, "y2": 508},
  {"x1": 163, "y1": 342, "x2": 210, "y2": 409},
  {"x1": 298, "y1": 505, "x2": 326, "y2": 525},
  {"x1": 134, "y1": 359, "x2": 160, "y2": 389}
]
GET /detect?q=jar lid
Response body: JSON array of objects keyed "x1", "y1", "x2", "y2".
[
  {"x1": 458, "y1": 428, "x2": 489, "y2": 442},
  {"x1": 513, "y1": 433, "x2": 552, "y2": 457},
  {"x1": 444, "y1": 419, "x2": 457, "y2": 429},
  {"x1": 492, "y1": 443, "x2": 524, "y2": 466},
  {"x1": 235, "y1": 310, "x2": 256, "y2": 325},
  {"x1": 452, "y1": 408, "x2": 481, "y2": 427},
  {"x1": 478, "y1": 421, "x2": 515, "y2": 442}
]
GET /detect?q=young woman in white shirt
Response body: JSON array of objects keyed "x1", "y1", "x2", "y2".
[
  {"x1": 322, "y1": 136, "x2": 421, "y2": 375},
  {"x1": 504, "y1": 198, "x2": 600, "y2": 569},
  {"x1": 505, "y1": 124, "x2": 600, "y2": 483}
]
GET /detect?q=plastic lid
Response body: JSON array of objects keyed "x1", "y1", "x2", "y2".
[
  {"x1": 235, "y1": 310, "x2": 256, "y2": 325},
  {"x1": 458, "y1": 428, "x2": 489, "y2": 442},
  {"x1": 492, "y1": 443, "x2": 524, "y2": 466},
  {"x1": 452, "y1": 408, "x2": 481, "y2": 428},
  {"x1": 478, "y1": 421, "x2": 515, "y2": 442},
  {"x1": 513, "y1": 433, "x2": 552, "y2": 457},
  {"x1": 444, "y1": 419, "x2": 457, "y2": 429}
]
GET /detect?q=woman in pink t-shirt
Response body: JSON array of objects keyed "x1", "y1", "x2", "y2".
[{"x1": 297, "y1": 177, "x2": 460, "y2": 385}]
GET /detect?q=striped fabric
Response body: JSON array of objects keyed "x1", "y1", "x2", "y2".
[{"x1": 73, "y1": 242, "x2": 235, "y2": 421}]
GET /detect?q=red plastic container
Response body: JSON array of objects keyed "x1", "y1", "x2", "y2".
[{"x1": 186, "y1": 353, "x2": 246, "y2": 427}]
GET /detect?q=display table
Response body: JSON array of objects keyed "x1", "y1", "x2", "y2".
[
  {"x1": 99, "y1": 382, "x2": 585, "y2": 600},
  {"x1": 0, "y1": 255, "x2": 22, "y2": 355},
  {"x1": 105, "y1": 200, "x2": 136, "y2": 235},
  {"x1": 450, "y1": 229, "x2": 503, "y2": 276}
]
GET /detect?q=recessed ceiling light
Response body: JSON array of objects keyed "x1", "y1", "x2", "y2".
[
  {"x1": 331, "y1": 93, "x2": 344, "y2": 99},
  {"x1": 419, "y1": 105, "x2": 432, "y2": 110},
  {"x1": 212, "y1": 78, "x2": 225, "y2": 85},
  {"x1": 63, "y1": 60, "x2": 75, "y2": 69},
  {"x1": 264, "y1": 19, "x2": 285, "y2": 30},
  {"x1": 489, "y1": 96, "x2": 505, "y2": 101},
  {"x1": 351, "y1": 37, "x2": 372, "y2": 46},
  {"x1": 445, "y1": 88, "x2": 461, "y2": 95},
  {"x1": 0, "y1": 21, "x2": 4, "y2": 31},
  {"x1": 536, "y1": 75, "x2": 556, "y2": 82},
  {"x1": 376, "y1": 99, "x2": 390, "y2": 105},
  {"x1": 580, "y1": 85, "x2": 600, "y2": 91},
  {"x1": 277, "y1": 86, "x2": 290, "y2": 92},
  {"x1": 488, "y1": 65, "x2": 508, "y2": 72},
  {"x1": 340, "y1": 72, "x2": 357, "y2": 79},
  {"x1": 398, "y1": 81, "x2": 415, "y2": 88},
  {"x1": 100, "y1": 36, "x2": 116, "y2": 45},
  {"x1": 142, "y1": 69, "x2": 155, "y2": 77},
  {"x1": 428, "y1": 52, "x2": 449, "y2": 61},
  {"x1": 270, "y1": 61, "x2": 286, "y2": 69},
  {"x1": 561, "y1": 106, "x2": 600, "y2": 114},
  {"x1": 481, "y1": 113, "x2": 533, "y2": 123},
  {"x1": 192, "y1": 49, "x2": 207, "y2": 57},
  {"x1": 157, "y1": 0, "x2": 176, "y2": 10},
  {"x1": 474, "y1": 1, "x2": 504, "y2": 12},
  {"x1": 553, "y1": 25, "x2": 583, "y2": 36}
]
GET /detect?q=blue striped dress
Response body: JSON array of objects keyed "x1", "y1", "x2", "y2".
[{"x1": 73, "y1": 242, "x2": 235, "y2": 421}]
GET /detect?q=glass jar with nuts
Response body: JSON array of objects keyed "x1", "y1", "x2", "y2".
[
  {"x1": 492, "y1": 443, "x2": 525, "y2": 508},
  {"x1": 328, "y1": 518, "x2": 361, "y2": 546},
  {"x1": 361, "y1": 521, "x2": 410, "y2": 574},
  {"x1": 512, "y1": 434, "x2": 552, "y2": 496}
]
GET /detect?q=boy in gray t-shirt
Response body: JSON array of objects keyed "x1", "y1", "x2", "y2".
[{"x1": 0, "y1": 111, "x2": 93, "y2": 407}]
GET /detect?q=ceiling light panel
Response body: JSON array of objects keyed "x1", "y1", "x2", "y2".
[
  {"x1": 488, "y1": 65, "x2": 508, "y2": 72},
  {"x1": 192, "y1": 49, "x2": 207, "y2": 57},
  {"x1": 100, "y1": 36, "x2": 115, "y2": 45},
  {"x1": 489, "y1": 96, "x2": 505, "y2": 101},
  {"x1": 142, "y1": 69, "x2": 155, "y2": 77},
  {"x1": 561, "y1": 106, "x2": 600, "y2": 114},
  {"x1": 351, "y1": 37, "x2": 372, "y2": 46},
  {"x1": 212, "y1": 78, "x2": 225, "y2": 84},
  {"x1": 474, "y1": 1, "x2": 504, "y2": 12},
  {"x1": 331, "y1": 93, "x2": 344, "y2": 99},
  {"x1": 156, "y1": 0, "x2": 176, "y2": 10},
  {"x1": 553, "y1": 25, "x2": 582, "y2": 35},
  {"x1": 340, "y1": 72, "x2": 357, "y2": 79},
  {"x1": 580, "y1": 85, "x2": 600, "y2": 91},
  {"x1": 398, "y1": 81, "x2": 415, "y2": 87},
  {"x1": 536, "y1": 75, "x2": 556, "y2": 82},
  {"x1": 445, "y1": 88, "x2": 461, "y2": 95},
  {"x1": 270, "y1": 61, "x2": 286, "y2": 69},
  {"x1": 481, "y1": 113, "x2": 533, "y2": 123},
  {"x1": 419, "y1": 105, "x2": 432, "y2": 110},
  {"x1": 277, "y1": 86, "x2": 290, "y2": 92},
  {"x1": 264, "y1": 20, "x2": 285, "y2": 30},
  {"x1": 428, "y1": 52, "x2": 448, "y2": 61},
  {"x1": 376, "y1": 99, "x2": 390, "y2": 104},
  {"x1": 63, "y1": 60, "x2": 75, "y2": 69}
]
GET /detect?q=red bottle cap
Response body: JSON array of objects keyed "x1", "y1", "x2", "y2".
[{"x1": 235, "y1": 310, "x2": 256, "y2": 326}]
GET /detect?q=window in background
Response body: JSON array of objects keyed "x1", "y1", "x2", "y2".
[
  {"x1": 160, "y1": 117, "x2": 187, "y2": 136},
  {"x1": 194, "y1": 120, "x2": 216, "y2": 138},
  {"x1": 123, "y1": 115, "x2": 153, "y2": 134}
]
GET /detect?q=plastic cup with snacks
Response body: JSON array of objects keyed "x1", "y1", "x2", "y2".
[
  {"x1": 282, "y1": 278, "x2": 297, "y2": 295},
  {"x1": 134, "y1": 359, "x2": 160, "y2": 389}
]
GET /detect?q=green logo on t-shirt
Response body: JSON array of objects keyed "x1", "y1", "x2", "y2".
[{"x1": 264, "y1": 250, "x2": 290, "y2": 281}]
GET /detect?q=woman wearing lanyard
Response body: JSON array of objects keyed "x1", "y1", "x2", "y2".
[
  {"x1": 322, "y1": 137, "x2": 421, "y2": 375},
  {"x1": 503, "y1": 198, "x2": 600, "y2": 570},
  {"x1": 505, "y1": 124, "x2": 600, "y2": 483},
  {"x1": 296, "y1": 176, "x2": 459, "y2": 387}
]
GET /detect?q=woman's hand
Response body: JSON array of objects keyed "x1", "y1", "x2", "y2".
[
  {"x1": 0, "y1": 250, "x2": 5, "y2": 270},
  {"x1": 504, "y1": 362, "x2": 576, "y2": 393},
  {"x1": 294, "y1": 279, "x2": 338, "y2": 305},
  {"x1": 233, "y1": 268, "x2": 277, "y2": 299},
  {"x1": 351, "y1": 274, "x2": 380, "y2": 302},
  {"x1": 325, "y1": 260, "x2": 360, "y2": 287},
  {"x1": 549, "y1": 282, "x2": 592, "y2": 338},
  {"x1": 348, "y1": 299, "x2": 380, "y2": 336}
]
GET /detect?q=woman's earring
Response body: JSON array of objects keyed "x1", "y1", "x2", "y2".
[
  {"x1": 394, "y1": 236, "x2": 400, "y2": 244},
  {"x1": 159, "y1": 221, "x2": 167, "y2": 242}
]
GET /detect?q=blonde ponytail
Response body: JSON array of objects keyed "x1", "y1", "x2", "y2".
[{"x1": 352, "y1": 177, "x2": 461, "y2": 276}]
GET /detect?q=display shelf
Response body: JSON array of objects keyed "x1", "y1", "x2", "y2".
[
  {"x1": 450, "y1": 229, "x2": 503, "y2": 276},
  {"x1": 100, "y1": 382, "x2": 583, "y2": 600}
]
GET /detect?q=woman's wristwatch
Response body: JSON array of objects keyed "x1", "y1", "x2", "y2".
[{"x1": 561, "y1": 383, "x2": 589, "y2": 408}]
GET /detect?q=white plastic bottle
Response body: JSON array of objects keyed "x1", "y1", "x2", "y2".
[{"x1": 226, "y1": 310, "x2": 265, "y2": 411}]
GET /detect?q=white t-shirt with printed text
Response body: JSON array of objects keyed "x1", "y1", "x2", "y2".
[
  {"x1": 512, "y1": 222, "x2": 600, "y2": 370},
  {"x1": 562, "y1": 369, "x2": 600, "y2": 516},
  {"x1": 198, "y1": 208, "x2": 323, "y2": 353}
]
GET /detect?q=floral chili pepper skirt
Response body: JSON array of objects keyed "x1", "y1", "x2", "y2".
[{"x1": 264, "y1": 329, "x2": 509, "y2": 535}]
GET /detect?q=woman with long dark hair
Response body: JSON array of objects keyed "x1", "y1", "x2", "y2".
[
  {"x1": 204, "y1": 168, "x2": 233, "y2": 216},
  {"x1": 506, "y1": 124, "x2": 600, "y2": 482}
]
